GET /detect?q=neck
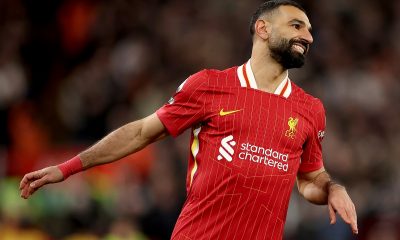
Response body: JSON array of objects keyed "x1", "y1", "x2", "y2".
[{"x1": 250, "y1": 46, "x2": 288, "y2": 93}]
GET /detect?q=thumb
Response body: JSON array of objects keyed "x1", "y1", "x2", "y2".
[{"x1": 329, "y1": 203, "x2": 336, "y2": 225}]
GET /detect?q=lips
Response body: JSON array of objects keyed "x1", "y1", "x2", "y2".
[
  {"x1": 292, "y1": 44, "x2": 305, "y2": 54},
  {"x1": 291, "y1": 41, "x2": 309, "y2": 54}
]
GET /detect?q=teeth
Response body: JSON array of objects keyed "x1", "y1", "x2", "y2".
[{"x1": 292, "y1": 44, "x2": 305, "y2": 54}]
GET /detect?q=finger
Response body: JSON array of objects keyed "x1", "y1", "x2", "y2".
[
  {"x1": 336, "y1": 206, "x2": 351, "y2": 225},
  {"x1": 21, "y1": 185, "x2": 31, "y2": 199},
  {"x1": 20, "y1": 188, "x2": 27, "y2": 199},
  {"x1": 23, "y1": 175, "x2": 51, "y2": 199},
  {"x1": 23, "y1": 187, "x2": 34, "y2": 199},
  {"x1": 21, "y1": 178, "x2": 40, "y2": 199},
  {"x1": 28, "y1": 185, "x2": 38, "y2": 196},
  {"x1": 328, "y1": 204, "x2": 336, "y2": 224},
  {"x1": 20, "y1": 172, "x2": 38, "y2": 191},
  {"x1": 345, "y1": 207, "x2": 358, "y2": 234},
  {"x1": 347, "y1": 204, "x2": 357, "y2": 224},
  {"x1": 28, "y1": 170, "x2": 46, "y2": 180},
  {"x1": 19, "y1": 178, "x2": 26, "y2": 190},
  {"x1": 19, "y1": 174, "x2": 32, "y2": 190},
  {"x1": 30, "y1": 177, "x2": 48, "y2": 189},
  {"x1": 20, "y1": 170, "x2": 44, "y2": 189}
]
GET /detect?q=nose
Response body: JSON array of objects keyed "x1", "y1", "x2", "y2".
[{"x1": 303, "y1": 29, "x2": 313, "y2": 44}]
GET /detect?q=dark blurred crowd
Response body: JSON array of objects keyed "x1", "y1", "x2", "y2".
[{"x1": 0, "y1": 0, "x2": 399, "y2": 239}]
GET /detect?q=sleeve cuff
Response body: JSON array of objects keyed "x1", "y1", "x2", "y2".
[{"x1": 156, "y1": 108, "x2": 180, "y2": 137}]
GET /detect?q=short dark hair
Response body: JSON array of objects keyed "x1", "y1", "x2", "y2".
[{"x1": 249, "y1": 0, "x2": 306, "y2": 36}]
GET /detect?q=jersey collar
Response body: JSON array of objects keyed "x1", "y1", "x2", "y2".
[{"x1": 237, "y1": 59, "x2": 292, "y2": 98}]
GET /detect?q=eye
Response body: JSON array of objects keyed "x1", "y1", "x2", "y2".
[{"x1": 292, "y1": 24, "x2": 301, "y2": 30}]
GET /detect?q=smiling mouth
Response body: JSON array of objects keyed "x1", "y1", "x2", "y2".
[{"x1": 291, "y1": 42, "x2": 308, "y2": 54}]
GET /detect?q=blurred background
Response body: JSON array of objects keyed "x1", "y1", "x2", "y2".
[{"x1": 0, "y1": 0, "x2": 399, "y2": 239}]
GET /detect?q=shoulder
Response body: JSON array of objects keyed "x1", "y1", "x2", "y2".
[
  {"x1": 291, "y1": 82, "x2": 325, "y2": 113},
  {"x1": 185, "y1": 66, "x2": 241, "y2": 88},
  {"x1": 173, "y1": 70, "x2": 209, "y2": 95},
  {"x1": 291, "y1": 83, "x2": 326, "y2": 134},
  {"x1": 205, "y1": 66, "x2": 238, "y2": 78}
]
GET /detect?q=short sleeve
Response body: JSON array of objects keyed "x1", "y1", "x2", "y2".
[
  {"x1": 298, "y1": 100, "x2": 326, "y2": 173},
  {"x1": 156, "y1": 70, "x2": 209, "y2": 137}
]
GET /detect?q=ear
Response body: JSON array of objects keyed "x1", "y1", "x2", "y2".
[{"x1": 255, "y1": 19, "x2": 271, "y2": 40}]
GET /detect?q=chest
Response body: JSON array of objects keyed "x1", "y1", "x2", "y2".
[{"x1": 205, "y1": 87, "x2": 313, "y2": 152}]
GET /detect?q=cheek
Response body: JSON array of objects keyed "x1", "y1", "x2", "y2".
[
  {"x1": 268, "y1": 34, "x2": 279, "y2": 47},
  {"x1": 269, "y1": 35, "x2": 286, "y2": 50},
  {"x1": 268, "y1": 31, "x2": 277, "y2": 42}
]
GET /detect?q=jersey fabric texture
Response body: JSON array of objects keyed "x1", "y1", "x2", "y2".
[{"x1": 156, "y1": 60, "x2": 326, "y2": 240}]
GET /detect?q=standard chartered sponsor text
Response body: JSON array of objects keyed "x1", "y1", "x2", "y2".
[{"x1": 238, "y1": 143, "x2": 289, "y2": 172}]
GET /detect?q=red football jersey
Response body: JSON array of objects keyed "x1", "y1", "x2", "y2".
[{"x1": 156, "y1": 60, "x2": 326, "y2": 240}]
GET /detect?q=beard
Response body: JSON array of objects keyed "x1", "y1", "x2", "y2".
[{"x1": 269, "y1": 37, "x2": 308, "y2": 69}]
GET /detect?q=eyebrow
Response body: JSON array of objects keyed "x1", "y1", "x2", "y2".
[{"x1": 289, "y1": 19, "x2": 312, "y2": 32}]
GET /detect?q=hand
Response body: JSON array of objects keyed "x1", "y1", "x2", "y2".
[
  {"x1": 328, "y1": 184, "x2": 358, "y2": 234},
  {"x1": 20, "y1": 166, "x2": 64, "y2": 199}
]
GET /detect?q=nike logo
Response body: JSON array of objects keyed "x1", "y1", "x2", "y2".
[{"x1": 219, "y1": 109, "x2": 242, "y2": 116}]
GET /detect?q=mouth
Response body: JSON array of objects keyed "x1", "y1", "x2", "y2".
[{"x1": 291, "y1": 42, "x2": 308, "y2": 54}]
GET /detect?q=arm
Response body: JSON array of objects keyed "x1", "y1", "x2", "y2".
[
  {"x1": 20, "y1": 113, "x2": 167, "y2": 199},
  {"x1": 297, "y1": 167, "x2": 358, "y2": 234},
  {"x1": 79, "y1": 113, "x2": 167, "y2": 168}
]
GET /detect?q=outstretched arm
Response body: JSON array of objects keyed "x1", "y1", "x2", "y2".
[
  {"x1": 20, "y1": 113, "x2": 167, "y2": 199},
  {"x1": 297, "y1": 168, "x2": 358, "y2": 234},
  {"x1": 78, "y1": 113, "x2": 167, "y2": 168}
]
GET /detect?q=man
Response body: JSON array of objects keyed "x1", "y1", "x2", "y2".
[{"x1": 20, "y1": 1, "x2": 358, "y2": 239}]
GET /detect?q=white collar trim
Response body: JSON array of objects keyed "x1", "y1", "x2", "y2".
[
  {"x1": 273, "y1": 71, "x2": 292, "y2": 98},
  {"x1": 237, "y1": 60, "x2": 292, "y2": 98}
]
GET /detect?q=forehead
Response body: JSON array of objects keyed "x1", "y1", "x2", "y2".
[{"x1": 271, "y1": 5, "x2": 311, "y2": 28}]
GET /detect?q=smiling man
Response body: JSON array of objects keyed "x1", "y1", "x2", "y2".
[{"x1": 20, "y1": 1, "x2": 358, "y2": 239}]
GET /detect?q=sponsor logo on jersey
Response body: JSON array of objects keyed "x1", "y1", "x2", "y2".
[
  {"x1": 217, "y1": 135, "x2": 289, "y2": 171},
  {"x1": 217, "y1": 135, "x2": 236, "y2": 162},
  {"x1": 285, "y1": 117, "x2": 298, "y2": 139},
  {"x1": 219, "y1": 109, "x2": 242, "y2": 116}
]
